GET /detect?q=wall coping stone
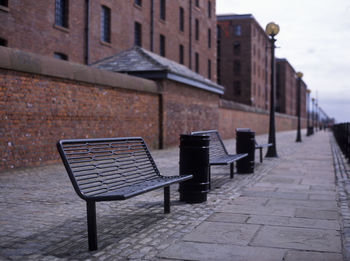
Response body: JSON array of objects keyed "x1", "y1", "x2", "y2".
[{"x1": 0, "y1": 46, "x2": 158, "y2": 94}]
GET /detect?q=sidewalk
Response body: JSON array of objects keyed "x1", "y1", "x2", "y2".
[{"x1": 0, "y1": 130, "x2": 344, "y2": 260}]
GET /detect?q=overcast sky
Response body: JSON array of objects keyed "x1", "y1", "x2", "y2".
[{"x1": 217, "y1": 0, "x2": 350, "y2": 123}]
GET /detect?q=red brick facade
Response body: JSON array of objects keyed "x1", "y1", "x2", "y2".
[
  {"x1": 0, "y1": 0, "x2": 216, "y2": 81},
  {"x1": 276, "y1": 58, "x2": 307, "y2": 118},
  {"x1": 217, "y1": 14, "x2": 271, "y2": 110}
]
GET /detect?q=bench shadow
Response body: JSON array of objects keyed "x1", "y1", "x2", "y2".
[{"x1": 0, "y1": 206, "x2": 167, "y2": 260}]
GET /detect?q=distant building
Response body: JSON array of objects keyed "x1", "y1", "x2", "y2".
[
  {"x1": 0, "y1": 0, "x2": 216, "y2": 81},
  {"x1": 276, "y1": 58, "x2": 306, "y2": 117},
  {"x1": 217, "y1": 14, "x2": 271, "y2": 110}
]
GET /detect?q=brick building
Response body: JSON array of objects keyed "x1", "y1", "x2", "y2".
[
  {"x1": 276, "y1": 58, "x2": 307, "y2": 118},
  {"x1": 0, "y1": 0, "x2": 216, "y2": 80},
  {"x1": 217, "y1": 14, "x2": 271, "y2": 110}
]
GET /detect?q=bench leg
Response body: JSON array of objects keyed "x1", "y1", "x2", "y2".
[
  {"x1": 164, "y1": 186, "x2": 170, "y2": 214},
  {"x1": 260, "y1": 148, "x2": 263, "y2": 163},
  {"x1": 230, "y1": 163, "x2": 234, "y2": 179},
  {"x1": 87, "y1": 201, "x2": 98, "y2": 251}
]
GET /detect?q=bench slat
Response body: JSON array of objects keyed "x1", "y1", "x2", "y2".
[
  {"x1": 57, "y1": 137, "x2": 186, "y2": 200},
  {"x1": 210, "y1": 153, "x2": 248, "y2": 165}
]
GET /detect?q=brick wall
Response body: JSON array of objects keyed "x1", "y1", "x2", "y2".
[
  {"x1": 160, "y1": 80, "x2": 219, "y2": 147},
  {"x1": 219, "y1": 99, "x2": 306, "y2": 139},
  {"x1": 0, "y1": 47, "x2": 306, "y2": 172},
  {"x1": 0, "y1": 48, "x2": 160, "y2": 170}
]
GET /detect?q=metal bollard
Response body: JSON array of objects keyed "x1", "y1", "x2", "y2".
[
  {"x1": 236, "y1": 128, "x2": 255, "y2": 174},
  {"x1": 179, "y1": 134, "x2": 210, "y2": 203}
]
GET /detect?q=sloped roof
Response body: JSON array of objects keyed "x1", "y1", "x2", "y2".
[{"x1": 91, "y1": 46, "x2": 224, "y2": 95}]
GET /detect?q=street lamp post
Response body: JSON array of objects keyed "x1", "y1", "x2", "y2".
[
  {"x1": 311, "y1": 97, "x2": 315, "y2": 135},
  {"x1": 306, "y1": 89, "x2": 312, "y2": 136},
  {"x1": 265, "y1": 22, "x2": 280, "y2": 157},
  {"x1": 315, "y1": 99, "x2": 319, "y2": 131},
  {"x1": 295, "y1": 72, "x2": 303, "y2": 142}
]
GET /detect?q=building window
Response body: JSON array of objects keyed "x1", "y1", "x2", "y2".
[
  {"x1": 195, "y1": 52, "x2": 199, "y2": 73},
  {"x1": 160, "y1": 0, "x2": 166, "y2": 20},
  {"x1": 134, "y1": 22, "x2": 142, "y2": 46},
  {"x1": 179, "y1": 44, "x2": 184, "y2": 64},
  {"x1": 233, "y1": 60, "x2": 241, "y2": 75},
  {"x1": 134, "y1": 0, "x2": 142, "y2": 6},
  {"x1": 55, "y1": 0, "x2": 69, "y2": 28},
  {"x1": 233, "y1": 42, "x2": 241, "y2": 55},
  {"x1": 160, "y1": 34, "x2": 165, "y2": 57},
  {"x1": 179, "y1": 7, "x2": 184, "y2": 32},
  {"x1": 208, "y1": 1, "x2": 211, "y2": 18},
  {"x1": 234, "y1": 25, "x2": 241, "y2": 36},
  {"x1": 0, "y1": 0, "x2": 8, "y2": 7},
  {"x1": 208, "y1": 28, "x2": 211, "y2": 48},
  {"x1": 195, "y1": 19, "x2": 199, "y2": 41},
  {"x1": 54, "y1": 52, "x2": 68, "y2": 60},
  {"x1": 101, "y1": 6, "x2": 111, "y2": 43},
  {"x1": 195, "y1": 0, "x2": 199, "y2": 7},
  {"x1": 234, "y1": 81, "x2": 241, "y2": 96},
  {"x1": 0, "y1": 38, "x2": 7, "y2": 46},
  {"x1": 208, "y1": 59, "x2": 211, "y2": 79}
]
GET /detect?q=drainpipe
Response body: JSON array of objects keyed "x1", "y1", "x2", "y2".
[
  {"x1": 84, "y1": 0, "x2": 90, "y2": 65},
  {"x1": 189, "y1": 0, "x2": 192, "y2": 69},
  {"x1": 150, "y1": 0, "x2": 154, "y2": 51}
]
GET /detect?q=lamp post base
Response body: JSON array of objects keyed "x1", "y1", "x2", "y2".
[{"x1": 265, "y1": 146, "x2": 278, "y2": 158}]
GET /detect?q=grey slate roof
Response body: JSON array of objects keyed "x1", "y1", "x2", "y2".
[{"x1": 91, "y1": 46, "x2": 224, "y2": 95}]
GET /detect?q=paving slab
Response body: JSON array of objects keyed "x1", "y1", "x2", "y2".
[
  {"x1": 266, "y1": 198, "x2": 338, "y2": 210},
  {"x1": 247, "y1": 214, "x2": 340, "y2": 230},
  {"x1": 158, "y1": 241, "x2": 286, "y2": 261},
  {"x1": 310, "y1": 184, "x2": 337, "y2": 192},
  {"x1": 295, "y1": 208, "x2": 339, "y2": 220},
  {"x1": 308, "y1": 192, "x2": 337, "y2": 200},
  {"x1": 224, "y1": 196, "x2": 269, "y2": 207},
  {"x1": 251, "y1": 225, "x2": 342, "y2": 252},
  {"x1": 206, "y1": 213, "x2": 249, "y2": 223},
  {"x1": 254, "y1": 182, "x2": 311, "y2": 190},
  {"x1": 182, "y1": 221, "x2": 260, "y2": 245},
  {"x1": 284, "y1": 250, "x2": 343, "y2": 261},
  {"x1": 241, "y1": 190, "x2": 309, "y2": 200},
  {"x1": 217, "y1": 202, "x2": 296, "y2": 217},
  {"x1": 258, "y1": 176, "x2": 302, "y2": 185}
]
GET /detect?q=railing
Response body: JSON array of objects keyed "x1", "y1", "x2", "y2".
[{"x1": 333, "y1": 123, "x2": 350, "y2": 163}]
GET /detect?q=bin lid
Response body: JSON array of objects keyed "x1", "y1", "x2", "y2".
[{"x1": 235, "y1": 128, "x2": 251, "y2": 132}]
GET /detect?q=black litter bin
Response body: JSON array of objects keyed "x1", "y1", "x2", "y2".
[
  {"x1": 179, "y1": 134, "x2": 210, "y2": 203},
  {"x1": 236, "y1": 128, "x2": 255, "y2": 174}
]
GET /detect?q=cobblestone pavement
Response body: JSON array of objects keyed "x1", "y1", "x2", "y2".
[{"x1": 0, "y1": 130, "x2": 345, "y2": 260}]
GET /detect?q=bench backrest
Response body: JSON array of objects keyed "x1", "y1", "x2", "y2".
[
  {"x1": 191, "y1": 130, "x2": 228, "y2": 160},
  {"x1": 57, "y1": 137, "x2": 161, "y2": 200}
]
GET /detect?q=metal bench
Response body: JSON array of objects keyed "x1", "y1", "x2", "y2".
[
  {"x1": 191, "y1": 130, "x2": 247, "y2": 182},
  {"x1": 255, "y1": 141, "x2": 273, "y2": 163},
  {"x1": 57, "y1": 137, "x2": 192, "y2": 251}
]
